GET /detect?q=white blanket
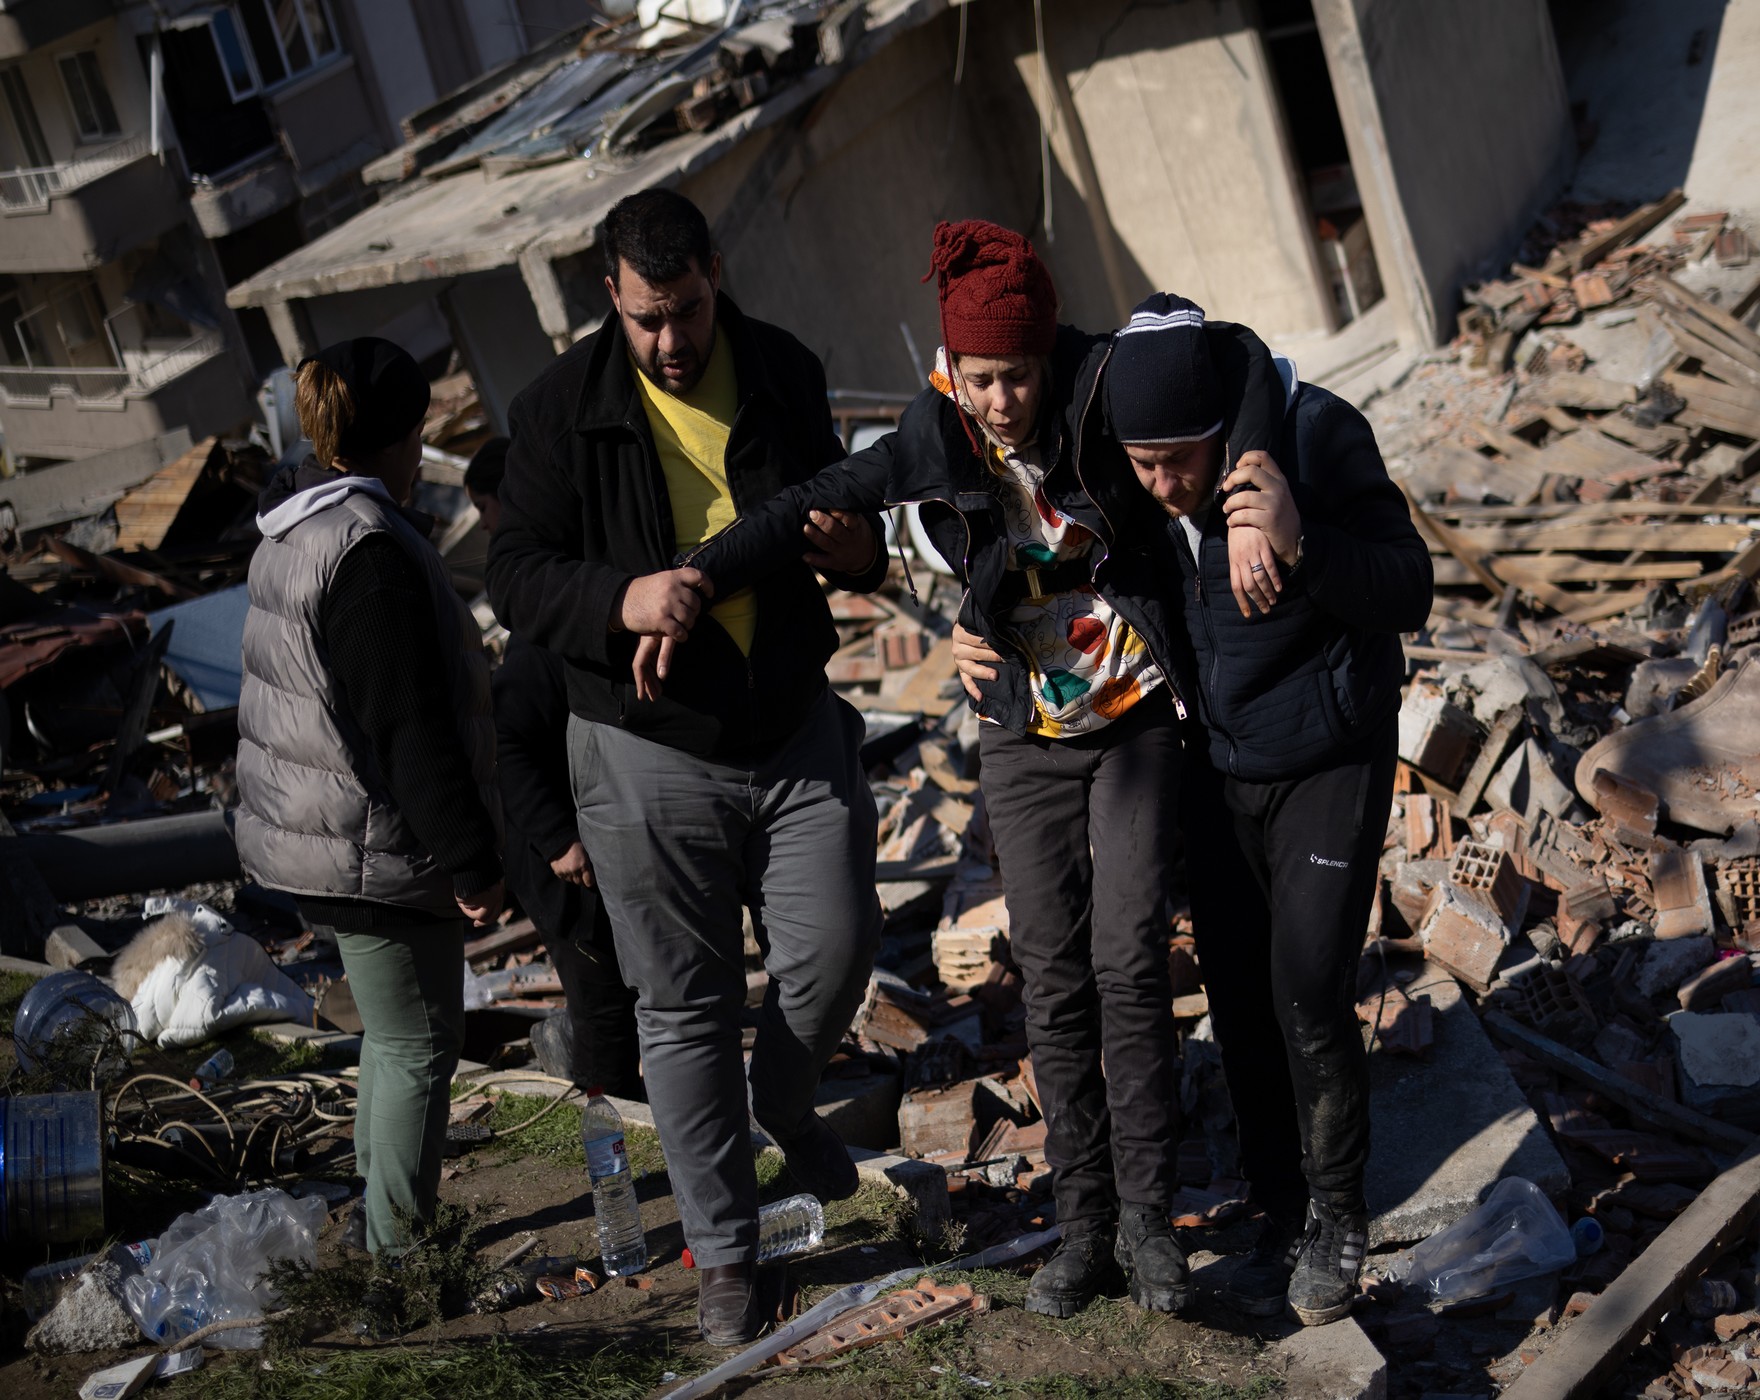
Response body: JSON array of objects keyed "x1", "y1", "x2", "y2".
[{"x1": 128, "y1": 898, "x2": 313, "y2": 1050}]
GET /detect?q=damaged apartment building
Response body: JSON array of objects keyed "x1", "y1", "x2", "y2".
[
  {"x1": 0, "y1": 0, "x2": 587, "y2": 470},
  {"x1": 228, "y1": 0, "x2": 1576, "y2": 434}
]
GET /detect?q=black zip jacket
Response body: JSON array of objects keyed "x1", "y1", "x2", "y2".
[
  {"x1": 485, "y1": 295, "x2": 887, "y2": 761},
  {"x1": 1160, "y1": 381, "x2": 1432, "y2": 781},
  {"x1": 680, "y1": 322, "x2": 1284, "y2": 736}
]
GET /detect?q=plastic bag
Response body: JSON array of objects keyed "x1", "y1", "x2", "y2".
[
  {"x1": 122, "y1": 1188, "x2": 328, "y2": 1348},
  {"x1": 1396, "y1": 1177, "x2": 1575, "y2": 1306}
]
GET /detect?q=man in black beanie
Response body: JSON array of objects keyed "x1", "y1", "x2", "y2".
[{"x1": 1111, "y1": 293, "x2": 1431, "y2": 1326}]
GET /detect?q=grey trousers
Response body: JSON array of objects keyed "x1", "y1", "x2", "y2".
[{"x1": 568, "y1": 690, "x2": 882, "y2": 1267}]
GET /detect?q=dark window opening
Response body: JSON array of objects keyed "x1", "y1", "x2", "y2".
[
  {"x1": 154, "y1": 26, "x2": 276, "y2": 179},
  {"x1": 58, "y1": 51, "x2": 120, "y2": 141},
  {"x1": 0, "y1": 67, "x2": 50, "y2": 168},
  {"x1": 1260, "y1": 0, "x2": 1383, "y2": 324}
]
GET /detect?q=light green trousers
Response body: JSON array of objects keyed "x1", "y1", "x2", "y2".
[{"x1": 333, "y1": 920, "x2": 467, "y2": 1255}]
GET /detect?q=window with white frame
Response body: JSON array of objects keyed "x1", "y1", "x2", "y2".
[
  {"x1": 57, "y1": 51, "x2": 121, "y2": 142},
  {"x1": 221, "y1": 0, "x2": 341, "y2": 96}
]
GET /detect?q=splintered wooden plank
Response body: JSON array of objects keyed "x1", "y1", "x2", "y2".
[
  {"x1": 1533, "y1": 429, "x2": 1675, "y2": 485},
  {"x1": 1662, "y1": 370, "x2": 1760, "y2": 439},
  {"x1": 1536, "y1": 375, "x2": 1638, "y2": 412},
  {"x1": 1432, "y1": 522, "x2": 1752, "y2": 554}
]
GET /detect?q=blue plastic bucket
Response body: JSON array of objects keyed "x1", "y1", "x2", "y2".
[{"x1": 0, "y1": 1091, "x2": 106, "y2": 1244}]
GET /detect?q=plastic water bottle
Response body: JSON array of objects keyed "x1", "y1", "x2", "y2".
[
  {"x1": 1570, "y1": 1217, "x2": 1603, "y2": 1258},
  {"x1": 189, "y1": 1048, "x2": 235, "y2": 1090},
  {"x1": 581, "y1": 1089, "x2": 646, "y2": 1276},
  {"x1": 756, "y1": 1193, "x2": 825, "y2": 1263},
  {"x1": 21, "y1": 1240, "x2": 152, "y2": 1320}
]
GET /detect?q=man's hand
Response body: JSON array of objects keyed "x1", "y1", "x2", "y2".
[
  {"x1": 1220, "y1": 451, "x2": 1302, "y2": 567},
  {"x1": 951, "y1": 622, "x2": 1004, "y2": 703},
  {"x1": 631, "y1": 633, "x2": 671, "y2": 703},
  {"x1": 456, "y1": 880, "x2": 505, "y2": 929},
  {"x1": 1228, "y1": 524, "x2": 1283, "y2": 618},
  {"x1": 550, "y1": 840, "x2": 595, "y2": 888},
  {"x1": 803, "y1": 509, "x2": 879, "y2": 576},
  {"x1": 615, "y1": 568, "x2": 713, "y2": 641}
]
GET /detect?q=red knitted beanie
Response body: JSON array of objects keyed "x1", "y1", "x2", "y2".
[{"x1": 925, "y1": 220, "x2": 1058, "y2": 358}]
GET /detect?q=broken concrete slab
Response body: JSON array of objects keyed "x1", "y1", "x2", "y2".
[
  {"x1": 43, "y1": 925, "x2": 109, "y2": 971},
  {"x1": 1367, "y1": 964, "x2": 1570, "y2": 1247},
  {"x1": 1670, "y1": 1011, "x2": 1760, "y2": 1127},
  {"x1": 849, "y1": 1146, "x2": 952, "y2": 1243},
  {"x1": 1577, "y1": 656, "x2": 1760, "y2": 835},
  {"x1": 1636, "y1": 935, "x2": 1716, "y2": 997},
  {"x1": 1271, "y1": 1316, "x2": 1388, "y2": 1400},
  {"x1": 1488, "y1": 738, "x2": 1587, "y2": 825}
]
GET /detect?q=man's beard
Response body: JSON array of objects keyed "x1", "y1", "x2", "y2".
[{"x1": 637, "y1": 344, "x2": 706, "y2": 397}]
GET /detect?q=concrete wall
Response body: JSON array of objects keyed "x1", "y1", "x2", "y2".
[
  {"x1": 343, "y1": 0, "x2": 439, "y2": 133},
  {"x1": 0, "y1": 152, "x2": 186, "y2": 273},
  {"x1": 674, "y1": 0, "x2": 1332, "y2": 394},
  {"x1": 0, "y1": 348, "x2": 249, "y2": 461},
  {"x1": 269, "y1": 57, "x2": 383, "y2": 177},
  {"x1": 302, "y1": 280, "x2": 453, "y2": 365},
  {"x1": 1313, "y1": 0, "x2": 1572, "y2": 346},
  {"x1": 442, "y1": 270, "x2": 557, "y2": 434}
]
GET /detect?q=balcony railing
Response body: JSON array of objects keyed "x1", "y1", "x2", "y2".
[
  {"x1": 0, "y1": 134, "x2": 151, "y2": 213},
  {"x1": 0, "y1": 330, "x2": 224, "y2": 405}
]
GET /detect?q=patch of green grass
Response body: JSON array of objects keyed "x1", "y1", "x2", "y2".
[
  {"x1": 485, "y1": 1091, "x2": 586, "y2": 1165},
  {"x1": 184, "y1": 1335, "x2": 670, "y2": 1399},
  {"x1": 0, "y1": 968, "x2": 36, "y2": 1039}
]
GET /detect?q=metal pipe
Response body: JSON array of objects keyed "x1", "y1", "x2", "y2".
[{"x1": 17, "y1": 809, "x2": 240, "y2": 900}]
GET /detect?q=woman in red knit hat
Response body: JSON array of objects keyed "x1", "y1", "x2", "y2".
[{"x1": 638, "y1": 219, "x2": 1282, "y2": 1319}]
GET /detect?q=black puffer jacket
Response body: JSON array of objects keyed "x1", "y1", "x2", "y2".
[
  {"x1": 485, "y1": 294, "x2": 886, "y2": 762},
  {"x1": 684, "y1": 322, "x2": 1284, "y2": 736},
  {"x1": 1161, "y1": 380, "x2": 1432, "y2": 781}
]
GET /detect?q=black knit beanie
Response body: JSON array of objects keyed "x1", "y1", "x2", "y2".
[
  {"x1": 301, "y1": 337, "x2": 430, "y2": 460},
  {"x1": 1104, "y1": 294, "x2": 1223, "y2": 445}
]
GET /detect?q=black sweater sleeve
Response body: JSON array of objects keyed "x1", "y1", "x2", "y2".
[
  {"x1": 682, "y1": 433, "x2": 897, "y2": 597},
  {"x1": 322, "y1": 535, "x2": 501, "y2": 897},
  {"x1": 1208, "y1": 321, "x2": 1286, "y2": 470},
  {"x1": 492, "y1": 639, "x2": 579, "y2": 865},
  {"x1": 1295, "y1": 397, "x2": 1434, "y2": 634}
]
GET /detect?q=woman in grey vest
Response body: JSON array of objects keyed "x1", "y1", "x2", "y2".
[{"x1": 236, "y1": 337, "x2": 503, "y2": 1259}]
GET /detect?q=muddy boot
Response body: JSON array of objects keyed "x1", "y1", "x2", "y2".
[
  {"x1": 1286, "y1": 1200, "x2": 1368, "y2": 1327},
  {"x1": 1115, "y1": 1204, "x2": 1191, "y2": 1313},
  {"x1": 697, "y1": 1261, "x2": 764, "y2": 1347},
  {"x1": 1026, "y1": 1226, "x2": 1123, "y2": 1319},
  {"x1": 1222, "y1": 1212, "x2": 1304, "y2": 1318}
]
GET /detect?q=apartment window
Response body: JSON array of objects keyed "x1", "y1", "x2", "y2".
[
  {"x1": 58, "y1": 52, "x2": 121, "y2": 142},
  {"x1": 0, "y1": 67, "x2": 50, "y2": 168},
  {"x1": 231, "y1": 0, "x2": 340, "y2": 92},
  {"x1": 209, "y1": 10, "x2": 260, "y2": 101}
]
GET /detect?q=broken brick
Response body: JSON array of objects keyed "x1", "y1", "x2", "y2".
[
  {"x1": 1419, "y1": 883, "x2": 1508, "y2": 993},
  {"x1": 1591, "y1": 769, "x2": 1660, "y2": 845},
  {"x1": 1451, "y1": 839, "x2": 1531, "y2": 927},
  {"x1": 1650, "y1": 847, "x2": 1715, "y2": 939}
]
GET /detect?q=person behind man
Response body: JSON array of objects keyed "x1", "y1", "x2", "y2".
[
  {"x1": 485, "y1": 189, "x2": 888, "y2": 1346},
  {"x1": 465, "y1": 438, "x2": 642, "y2": 1099},
  {"x1": 236, "y1": 338, "x2": 504, "y2": 1259},
  {"x1": 1106, "y1": 298, "x2": 1431, "y2": 1325}
]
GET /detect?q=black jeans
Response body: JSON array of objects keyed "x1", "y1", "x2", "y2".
[
  {"x1": 542, "y1": 892, "x2": 643, "y2": 1100},
  {"x1": 1180, "y1": 717, "x2": 1397, "y2": 1220},
  {"x1": 979, "y1": 688, "x2": 1181, "y2": 1230}
]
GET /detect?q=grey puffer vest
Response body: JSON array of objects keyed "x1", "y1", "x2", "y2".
[{"x1": 236, "y1": 477, "x2": 496, "y2": 914}]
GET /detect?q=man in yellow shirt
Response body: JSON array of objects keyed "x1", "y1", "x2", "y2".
[{"x1": 488, "y1": 189, "x2": 888, "y2": 1348}]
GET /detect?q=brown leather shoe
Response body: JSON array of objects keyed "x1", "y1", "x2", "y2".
[{"x1": 697, "y1": 1261, "x2": 763, "y2": 1347}]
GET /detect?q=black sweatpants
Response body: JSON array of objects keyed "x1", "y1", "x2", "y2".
[
  {"x1": 541, "y1": 892, "x2": 643, "y2": 1100},
  {"x1": 1179, "y1": 716, "x2": 1397, "y2": 1221},
  {"x1": 979, "y1": 689, "x2": 1181, "y2": 1230}
]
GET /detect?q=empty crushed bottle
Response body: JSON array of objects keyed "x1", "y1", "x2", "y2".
[
  {"x1": 21, "y1": 1240, "x2": 153, "y2": 1321},
  {"x1": 756, "y1": 1193, "x2": 825, "y2": 1263},
  {"x1": 472, "y1": 1255, "x2": 578, "y2": 1312},
  {"x1": 581, "y1": 1088, "x2": 647, "y2": 1276}
]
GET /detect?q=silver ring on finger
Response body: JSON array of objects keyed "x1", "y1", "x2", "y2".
[{"x1": 1250, "y1": 562, "x2": 1266, "y2": 574}]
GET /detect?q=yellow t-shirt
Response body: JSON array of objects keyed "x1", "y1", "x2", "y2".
[{"x1": 631, "y1": 332, "x2": 756, "y2": 654}]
